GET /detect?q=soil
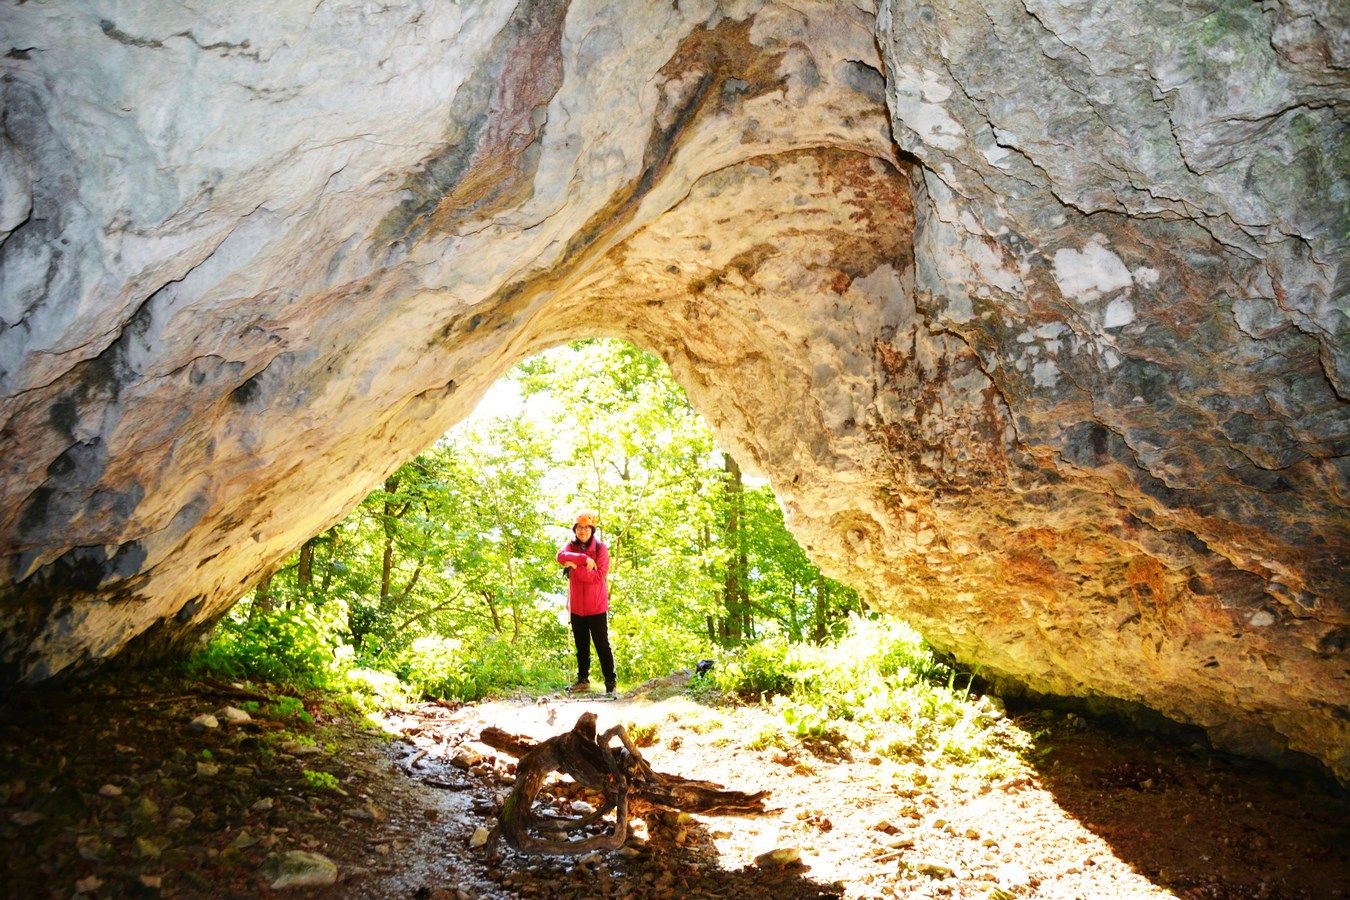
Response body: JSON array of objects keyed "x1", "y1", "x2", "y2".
[{"x1": 1, "y1": 672, "x2": 1346, "y2": 899}]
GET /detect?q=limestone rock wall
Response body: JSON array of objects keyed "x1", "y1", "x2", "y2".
[{"x1": 0, "y1": 2, "x2": 1346, "y2": 779}]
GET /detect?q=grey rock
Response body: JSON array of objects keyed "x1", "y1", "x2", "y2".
[
  {"x1": 263, "y1": 850, "x2": 339, "y2": 889},
  {"x1": 218, "y1": 706, "x2": 253, "y2": 723}
]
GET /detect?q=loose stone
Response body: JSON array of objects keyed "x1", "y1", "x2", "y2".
[
  {"x1": 263, "y1": 850, "x2": 339, "y2": 888},
  {"x1": 753, "y1": 847, "x2": 802, "y2": 868}
]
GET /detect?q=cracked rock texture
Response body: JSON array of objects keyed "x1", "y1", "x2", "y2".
[{"x1": 1, "y1": 2, "x2": 1347, "y2": 780}]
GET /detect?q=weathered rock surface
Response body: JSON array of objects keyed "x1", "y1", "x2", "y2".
[{"x1": 0, "y1": 2, "x2": 1346, "y2": 778}]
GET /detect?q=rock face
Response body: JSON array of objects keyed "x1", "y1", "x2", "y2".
[{"x1": 1, "y1": 2, "x2": 1346, "y2": 778}]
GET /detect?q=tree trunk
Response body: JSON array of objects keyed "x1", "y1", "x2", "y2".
[
  {"x1": 318, "y1": 528, "x2": 338, "y2": 595},
  {"x1": 787, "y1": 583, "x2": 803, "y2": 643},
  {"x1": 250, "y1": 573, "x2": 274, "y2": 620},
  {"x1": 813, "y1": 571, "x2": 829, "y2": 644},
  {"x1": 482, "y1": 589, "x2": 503, "y2": 635},
  {"x1": 379, "y1": 474, "x2": 411, "y2": 607},
  {"x1": 297, "y1": 537, "x2": 316, "y2": 596},
  {"x1": 720, "y1": 454, "x2": 748, "y2": 646}
]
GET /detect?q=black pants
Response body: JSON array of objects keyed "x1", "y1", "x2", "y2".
[{"x1": 570, "y1": 612, "x2": 616, "y2": 687}]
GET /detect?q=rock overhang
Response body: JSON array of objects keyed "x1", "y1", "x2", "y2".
[{"x1": 0, "y1": 1, "x2": 1346, "y2": 782}]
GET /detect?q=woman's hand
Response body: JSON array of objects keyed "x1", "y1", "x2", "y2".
[{"x1": 585, "y1": 557, "x2": 598, "y2": 570}]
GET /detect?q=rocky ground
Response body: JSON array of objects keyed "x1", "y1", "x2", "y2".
[{"x1": 1, "y1": 672, "x2": 1347, "y2": 899}]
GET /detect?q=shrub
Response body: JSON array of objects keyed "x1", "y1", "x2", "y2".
[
  {"x1": 712, "y1": 638, "x2": 794, "y2": 699},
  {"x1": 625, "y1": 721, "x2": 660, "y2": 747},
  {"x1": 391, "y1": 635, "x2": 569, "y2": 701},
  {"x1": 611, "y1": 613, "x2": 712, "y2": 685},
  {"x1": 302, "y1": 770, "x2": 340, "y2": 792},
  {"x1": 189, "y1": 605, "x2": 346, "y2": 689},
  {"x1": 717, "y1": 614, "x2": 1030, "y2": 775}
]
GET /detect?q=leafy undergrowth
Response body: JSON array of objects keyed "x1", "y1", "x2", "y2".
[
  {"x1": 2, "y1": 668, "x2": 1347, "y2": 899},
  {"x1": 708, "y1": 618, "x2": 1030, "y2": 781}
]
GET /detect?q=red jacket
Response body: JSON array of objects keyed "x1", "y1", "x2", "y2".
[{"x1": 557, "y1": 538, "x2": 609, "y2": 616}]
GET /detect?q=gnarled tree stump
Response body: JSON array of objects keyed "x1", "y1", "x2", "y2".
[{"x1": 480, "y1": 712, "x2": 768, "y2": 857}]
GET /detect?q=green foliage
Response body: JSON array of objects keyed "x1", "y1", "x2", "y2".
[
  {"x1": 191, "y1": 606, "x2": 345, "y2": 690},
  {"x1": 270, "y1": 696, "x2": 314, "y2": 725},
  {"x1": 611, "y1": 595, "x2": 715, "y2": 684},
  {"x1": 738, "y1": 486, "x2": 860, "y2": 643},
  {"x1": 343, "y1": 667, "x2": 419, "y2": 710},
  {"x1": 713, "y1": 639, "x2": 794, "y2": 699},
  {"x1": 302, "y1": 770, "x2": 340, "y2": 792},
  {"x1": 716, "y1": 616, "x2": 1031, "y2": 775},
  {"x1": 390, "y1": 635, "x2": 569, "y2": 701}
]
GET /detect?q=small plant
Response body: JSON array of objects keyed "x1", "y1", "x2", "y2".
[
  {"x1": 270, "y1": 696, "x2": 313, "y2": 724},
  {"x1": 684, "y1": 717, "x2": 724, "y2": 735},
  {"x1": 626, "y1": 721, "x2": 660, "y2": 747},
  {"x1": 302, "y1": 770, "x2": 340, "y2": 792},
  {"x1": 747, "y1": 725, "x2": 789, "y2": 751}
]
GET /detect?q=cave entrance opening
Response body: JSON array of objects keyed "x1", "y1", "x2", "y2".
[{"x1": 223, "y1": 336, "x2": 863, "y2": 702}]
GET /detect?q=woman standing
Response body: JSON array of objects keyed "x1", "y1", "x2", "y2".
[{"x1": 556, "y1": 510, "x2": 616, "y2": 695}]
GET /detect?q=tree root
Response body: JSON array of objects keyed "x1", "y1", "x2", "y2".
[{"x1": 481, "y1": 712, "x2": 768, "y2": 857}]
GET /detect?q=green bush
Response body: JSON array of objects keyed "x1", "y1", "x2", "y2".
[
  {"x1": 302, "y1": 770, "x2": 340, "y2": 792},
  {"x1": 189, "y1": 605, "x2": 346, "y2": 689},
  {"x1": 391, "y1": 635, "x2": 568, "y2": 701},
  {"x1": 715, "y1": 615, "x2": 1027, "y2": 774},
  {"x1": 269, "y1": 696, "x2": 313, "y2": 724},
  {"x1": 713, "y1": 638, "x2": 794, "y2": 699},
  {"x1": 611, "y1": 609, "x2": 713, "y2": 685}
]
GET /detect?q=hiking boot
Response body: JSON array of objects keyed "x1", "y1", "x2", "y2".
[{"x1": 565, "y1": 680, "x2": 591, "y2": 693}]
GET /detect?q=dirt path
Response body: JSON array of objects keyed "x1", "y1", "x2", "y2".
[{"x1": 1, "y1": 675, "x2": 1346, "y2": 898}]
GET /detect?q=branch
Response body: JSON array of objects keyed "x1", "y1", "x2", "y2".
[
  {"x1": 395, "y1": 564, "x2": 423, "y2": 602},
  {"x1": 392, "y1": 587, "x2": 467, "y2": 633}
]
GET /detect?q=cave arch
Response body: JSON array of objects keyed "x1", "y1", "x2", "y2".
[{"x1": 1, "y1": 1, "x2": 1346, "y2": 782}]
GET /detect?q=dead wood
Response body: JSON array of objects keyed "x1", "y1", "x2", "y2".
[
  {"x1": 479, "y1": 726, "x2": 536, "y2": 758},
  {"x1": 480, "y1": 712, "x2": 768, "y2": 857}
]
